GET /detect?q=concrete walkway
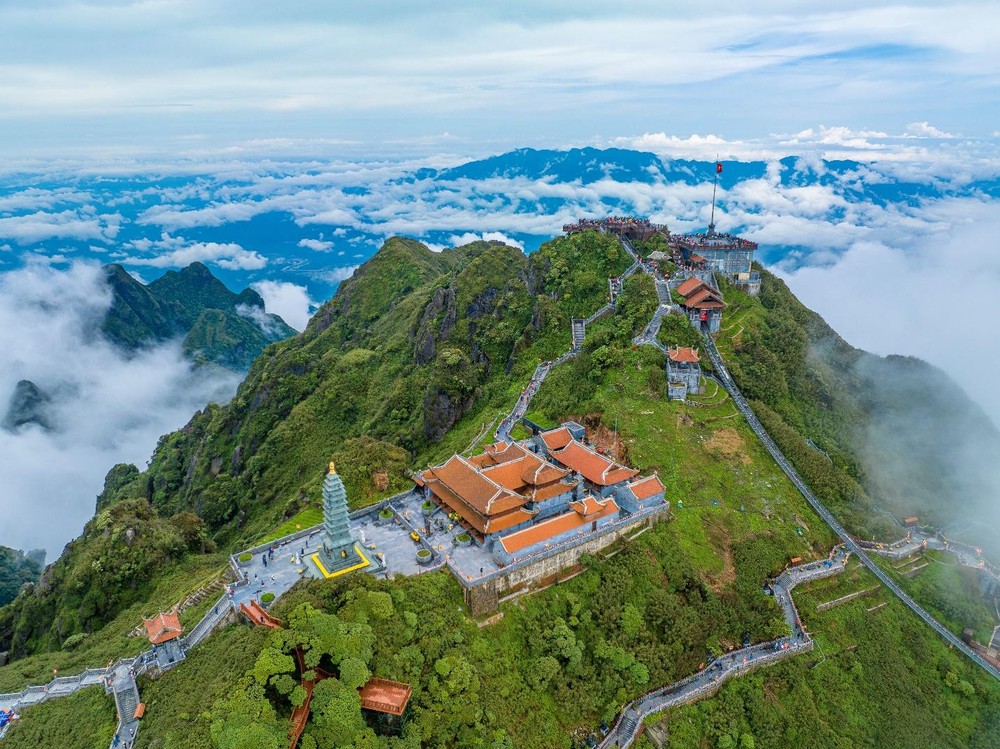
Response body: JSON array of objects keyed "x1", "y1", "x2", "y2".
[{"x1": 598, "y1": 548, "x2": 850, "y2": 748}]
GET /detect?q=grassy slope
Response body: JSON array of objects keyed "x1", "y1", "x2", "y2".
[
  {"x1": 0, "y1": 552, "x2": 227, "y2": 693},
  {"x1": 1, "y1": 685, "x2": 116, "y2": 749},
  {"x1": 662, "y1": 562, "x2": 1000, "y2": 749}
]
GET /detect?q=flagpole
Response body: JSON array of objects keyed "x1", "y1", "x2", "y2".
[{"x1": 709, "y1": 155, "x2": 719, "y2": 236}]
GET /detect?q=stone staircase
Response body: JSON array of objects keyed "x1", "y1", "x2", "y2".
[
  {"x1": 655, "y1": 279, "x2": 671, "y2": 304},
  {"x1": 570, "y1": 318, "x2": 586, "y2": 348}
]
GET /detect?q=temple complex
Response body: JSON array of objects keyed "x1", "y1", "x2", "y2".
[
  {"x1": 415, "y1": 422, "x2": 666, "y2": 566},
  {"x1": 666, "y1": 347, "x2": 703, "y2": 401}
]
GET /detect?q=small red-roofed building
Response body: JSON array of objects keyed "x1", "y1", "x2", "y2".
[
  {"x1": 675, "y1": 277, "x2": 726, "y2": 333},
  {"x1": 144, "y1": 611, "x2": 185, "y2": 667},
  {"x1": 667, "y1": 347, "x2": 703, "y2": 400},
  {"x1": 144, "y1": 612, "x2": 182, "y2": 645},
  {"x1": 614, "y1": 474, "x2": 667, "y2": 513}
]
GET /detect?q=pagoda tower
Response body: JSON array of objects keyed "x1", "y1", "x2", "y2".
[{"x1": 317, "y1": 462, "x2": 366, "y2": 575}]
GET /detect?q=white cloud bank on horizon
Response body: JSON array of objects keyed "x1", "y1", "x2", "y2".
[
  {"x1": 776, "y1": 198, "x2": 1000, "y2": 429},
  {"x1": 0, "y1": 261, "x2": 240, "y2": 555}
]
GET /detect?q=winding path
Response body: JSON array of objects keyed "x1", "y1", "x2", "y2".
[
  {"x1": 700, "y1": 333, "x2": 1000, "y2": 681},
  {"x1": 599, "y1": 549, "x2": 851, "y2": 748}
]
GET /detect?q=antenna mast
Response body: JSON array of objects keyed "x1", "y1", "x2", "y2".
[{"x1": 709, "y1": 154, "x2": 720, "y2": 236}]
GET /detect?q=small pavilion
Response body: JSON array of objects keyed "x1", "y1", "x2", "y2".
[
  {"x1": 359, "y1": 677, "x2": 412, "y2": 736},
  {"x1": 143, "y1": 612, "x2": 185, "y2": 667},
  {"x1": 666, "y1": 347, "x2": 702, "y2": 400}
]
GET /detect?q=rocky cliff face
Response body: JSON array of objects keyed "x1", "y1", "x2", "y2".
[
  {"x1": 2, "y1": 380, "x2": 52, "y2": 432},
  {"x1": 101, "y1": 262, "x2": 296, "y2": 370}
]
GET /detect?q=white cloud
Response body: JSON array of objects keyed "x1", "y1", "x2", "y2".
[
  {"x1": 297, "y1": 238, "x2": 334, "y2": 251},
  {"x1": 0, "y1": 260, "x2": 239, "y2": 554},
  {"x1": 777, "y1": 198, "x2": 1000, "y2": 429},
  {"x1": 250, "y1": 280, "x2": 317, "y2": 331},
  {"x1": 0, "y1": 210, "x2": 121, "y2": 245},
  {"x1": 905, "y1": 121, "x2": 954, "y2": 138},
  {"x1": 448, "y1": 231, "x2": 524, "y2": 250},
  {"x1": 124, "y1": 240, "x2": 267, "y2": 270},
  {"x1": 319, "y1": 265, "x2": 359, "y2": 283}
]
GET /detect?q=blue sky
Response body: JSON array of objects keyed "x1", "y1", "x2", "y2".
[{"x1": 0, "y1": 0, "x2": 997, "y2": 159}]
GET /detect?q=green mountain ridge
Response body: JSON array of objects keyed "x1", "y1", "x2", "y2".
[
  {"x1": 101, "y1": 262, "x2": 296, "y2": 370},
  {"x1": 0, "y1": 547, "x2": 44, "y2": 609},
  {"x1": 1, "y1": 232, "x2": 997, "y2": 748}
]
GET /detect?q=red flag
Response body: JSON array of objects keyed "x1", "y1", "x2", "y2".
[{"x1": 716, "y1": 162, "x2": 723, "y2": 174}]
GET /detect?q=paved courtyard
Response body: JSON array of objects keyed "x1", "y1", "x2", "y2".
[{"x1": 391, "y1": 490, "x2": 501, "y2": 583}]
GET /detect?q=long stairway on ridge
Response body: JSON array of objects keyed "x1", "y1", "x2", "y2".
[{"x1": 655, "y1": 279, "x2": 671, "y2": 304}]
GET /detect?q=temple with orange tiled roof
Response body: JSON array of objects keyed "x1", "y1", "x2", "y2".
[
  {"x1": 144, "y1": 611, "x2": 185, "y2": 667},
  {"x1": 416, "y1": 442, "x2": 579, "y2": 543},
  {"x1": 667, "y1": 346, "x2": 703, "y2": 400},
  {"x1": 675, "y1": 277, "x2": 725, "y2": 333},
  {"x1": 417, "y1": 423, "x2": 668, "y2": 566},
  {"x1": 536, "y1": 427, "x2": 639, "y2": 497}
]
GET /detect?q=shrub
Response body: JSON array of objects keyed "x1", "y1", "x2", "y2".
[
  {"x1": 261, "y1": 592, "x2": 275, "y2": 604},
  {"x1": 238, "y1": 552, "x2": 253, "y2": 563},
  {"x1": 379, "y1": 508, "x2": 394, "y2": 519}
]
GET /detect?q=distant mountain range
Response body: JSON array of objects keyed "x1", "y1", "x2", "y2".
[{"x1": 430, "y1": 146, "x2": 1000, "y2": 204}]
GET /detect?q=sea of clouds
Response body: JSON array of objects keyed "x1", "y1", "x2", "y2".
[
  {"x1": 0, "y1": 260, "x2": 240, "y2": 554},
  {"x1": 1, "y1": 131, "x2": 999, "y2": 556}
]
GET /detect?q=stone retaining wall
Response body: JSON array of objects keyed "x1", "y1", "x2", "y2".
[{"x1": 463, "y1": 510, "x2": 666, "y2": 617}]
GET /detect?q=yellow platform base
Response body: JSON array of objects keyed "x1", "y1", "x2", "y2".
[{"x1": 311, "y1": 546, "x2": 370, "y2": 579}]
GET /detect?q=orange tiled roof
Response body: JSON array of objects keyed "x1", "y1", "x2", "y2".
[
  {"x1": 540, "y1": 427, "x2": 573, "y2": 451},
  {"x1": 497, "y1": 498, "x2": 619, "y2": 554},
  {"x1": 424, "y1": 455, "x2": 516, "y2": 513},
  {"x1": 684, "y1": 286, "x2": 724, "y2": 306},
  {"x1": 668, "y1": 347, "x2": 700, "y2": 363},
  {"x1": 359, "y1": 677, "x2": 412, "y2": 716},
  {"x1": 144, "y1": 612, "x2": 183, "y2": 645},
  {"x1": 676, "y1": 277, "x2": 704, "y2": 296},
  {"x1": 627, "y1": 474, "x2": 665, "y2": 500},
  {"x1": 551, "y1": 441, "x2": 639, "y2": 486},
  {"x1": 421, "y1": 445, "x2": 572, "y2": 533},
  {"x1": 568, "y1": 495, "x2": 610, "y2": 518},
  {"x1": 486, "y1": 507, "x2": 538, "y2": 533}
]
